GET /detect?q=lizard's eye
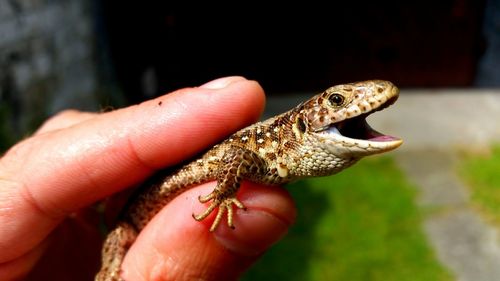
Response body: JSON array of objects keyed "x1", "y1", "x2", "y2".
[{"x1": 328, "y1": 93, "x2": 344, "y2": 106}]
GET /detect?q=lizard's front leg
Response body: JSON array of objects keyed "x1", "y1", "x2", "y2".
[{"x1": 193, "y1": 146, "x2": 267, "y2": 231}]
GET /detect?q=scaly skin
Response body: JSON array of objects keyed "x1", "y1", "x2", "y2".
[{"x1": 96, "y1": 80, "x2": 403, "y2": 280}]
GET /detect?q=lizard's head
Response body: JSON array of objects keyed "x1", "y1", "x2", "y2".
[{"x1": 294, "y1": 80, "x2": 402, "y2": 158}]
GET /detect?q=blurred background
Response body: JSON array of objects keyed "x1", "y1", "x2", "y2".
[
  {"x1": 1, "y1": 0, "x2": 498, "y2": 149},
  {"x1": 1, "y1": 1, "x2": 500, "y2": 280}
]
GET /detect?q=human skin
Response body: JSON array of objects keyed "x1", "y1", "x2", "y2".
[{"x1": 0, "y1": 76, "x2": 296, "y2": 281}]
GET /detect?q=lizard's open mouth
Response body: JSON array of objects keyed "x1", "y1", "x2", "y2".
[
  {"x1": 330, "y1": 94, "x2": 400, "y2": 143},
  {"x1": 319, "y1": 115, "x2": 402, "y2": 154},
  {"x1": 332, "y1": 116, "x2": 399, "y2": 142}
]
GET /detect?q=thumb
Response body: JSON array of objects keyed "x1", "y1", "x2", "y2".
[{"x1": 120, "y1": 182, "x2": 296, "y2": 281}]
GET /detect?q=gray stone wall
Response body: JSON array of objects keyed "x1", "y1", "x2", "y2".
[
  {"x1": 475, "y1": 0, "x2": 500, "y2": 87},
  {"x1": 0, "y1": 0, "x2": 97, "y2": 144}
]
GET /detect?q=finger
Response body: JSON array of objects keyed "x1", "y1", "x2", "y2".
[
  {"x1": 122, "y1": 182, "x2": 296, "y2": 281},
  {"x1": 0, "y1": 241, "x2": 48, "y2": 281},
  {"x1": 34, "y1": 110, "x2": 98, "y2": 135},
  {"x1": 0, "y1": 76, "x2": 265, "y2": 263}
]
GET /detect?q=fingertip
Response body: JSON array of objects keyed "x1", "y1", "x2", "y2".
[
  {"x1": 126, "y1": 76, "x2": 266, "y2": 170},
  {"x1": 199, "y1": 76, "x2": 248, "y2": 89}
]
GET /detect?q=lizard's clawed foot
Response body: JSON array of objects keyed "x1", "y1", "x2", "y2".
[{"x1": 193, "y1": 192, "x2": 246, "y2": 232}]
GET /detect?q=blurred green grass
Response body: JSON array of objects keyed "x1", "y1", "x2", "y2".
[
  {"x1": 458, "y1": 145, "x2": 500, "y2": 226},
  {"x1": 242, "y1": 156, "x2": 451, "y2": 281}
]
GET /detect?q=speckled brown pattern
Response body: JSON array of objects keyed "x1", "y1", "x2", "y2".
[{"x1": 95, "y1": 80, "x2": 403, "y2": 280}]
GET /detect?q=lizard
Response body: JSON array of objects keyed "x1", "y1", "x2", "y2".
[{"x1": 95, "y1": 80, "x2": 403, "y2": 280}]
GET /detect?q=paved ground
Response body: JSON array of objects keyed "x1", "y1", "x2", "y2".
[
  {"x1": 377, "y1": 90, "x2": 500, "y2": 281},
  {"x1": 266, "y1": 88, "x2": 500, "y2": 281}
]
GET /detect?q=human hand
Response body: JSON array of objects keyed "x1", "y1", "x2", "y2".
[{"x1": 0, "y1": 76, "x2": 296, "y2": 281}]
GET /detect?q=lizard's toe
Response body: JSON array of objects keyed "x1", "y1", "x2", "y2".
[
  {"x1": 192, "y1": 195, "x2": 246, "y2": 232},
  {"x1": 198, "y1": 192, "x2": 215, "y2": 203}
]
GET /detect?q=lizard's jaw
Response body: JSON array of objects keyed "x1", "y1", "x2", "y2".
[{"x1": 319, "y1": 114, "x2": 402, "y2": 155}]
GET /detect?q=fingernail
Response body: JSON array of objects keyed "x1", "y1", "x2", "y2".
[{"x1": 199, "y1": 76, "x2": 247, "y2": 89}]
